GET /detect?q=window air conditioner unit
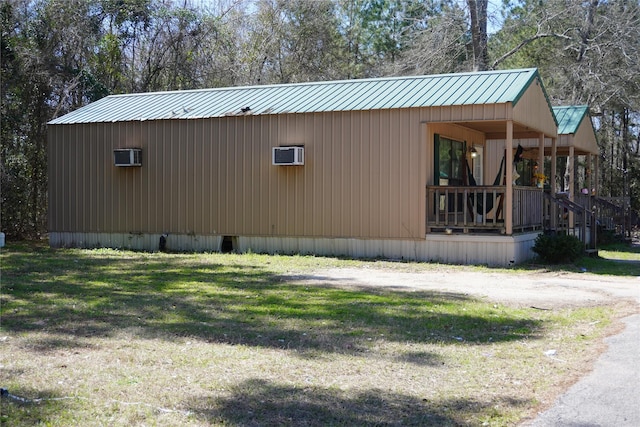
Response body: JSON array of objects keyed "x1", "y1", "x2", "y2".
[
  {"x1": 272, "y1": 146, "x2": 304, "y2": 166},
  {"x1": 114, "y1": 148, "x2": 142, "y2": 167}
]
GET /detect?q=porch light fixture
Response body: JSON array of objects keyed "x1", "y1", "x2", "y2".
[{"x1": 469, "y1": 146, "x2": 478, "y2": 158}]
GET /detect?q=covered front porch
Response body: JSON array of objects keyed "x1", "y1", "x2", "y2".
[
  {"x1": 424, "y1": 103, "x2": 605, "y2": 260},
  {"x1": 425, "y1": 116, "x2": 557, "y2": 242},
  {"x1": 423, "y1": 121, "x2": 555, "y2": 265},
  {"x1": 411, "y1": 70, "x2": 587, "y2": 264}
]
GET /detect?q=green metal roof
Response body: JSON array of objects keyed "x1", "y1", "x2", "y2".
[
  {"x1": 553, "y1": 105, "x2": 589, "y2": 135},
  {"x1": 49, "y1": 68, "x2": 544, "y2": 125}
]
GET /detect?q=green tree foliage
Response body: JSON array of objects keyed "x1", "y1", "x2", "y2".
[
  {"x1": 244, "y1": 0, "x2": 345, "y2": 84},
  {"x1": 2, "y1": 0, "x2": 104, "y2": 238},
  {"x1": 97, "y1": 0, "x2": 152, "y2": 93},
  {"x1": 340, "y1": 0, "x2": 443, "y2": 77}
]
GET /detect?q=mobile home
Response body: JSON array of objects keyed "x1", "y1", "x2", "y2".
[{"x1": 48, "y1": 68, "x2": 561, "y2": 266}]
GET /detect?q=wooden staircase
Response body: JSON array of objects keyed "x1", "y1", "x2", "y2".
[
  {"x1": 543, "y1": 193, "x2": 632, "y2": 254},
  {"x1": 543, "y1": 192, "x2": 597, "y2": 251}
]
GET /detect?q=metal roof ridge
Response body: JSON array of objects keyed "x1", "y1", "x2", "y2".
[{"x1": 104, "y1": 68, "x2": 539, "y2": 98}]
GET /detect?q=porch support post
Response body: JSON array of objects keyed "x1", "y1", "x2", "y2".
[
  {"x1": 587, "y1": 152, "x2": 595, "y2": 248},
  {"x1": 551, "y1": 137, "x2": 557, "y2": 230},
  {"x1": 538, "y1": 132, "x2": 545, "y2": 181},
  {"x1": 591, "y1": 156, "x2": 600, "y2": 196},
  {"x1": 551, "y1": 138, "x2": 557, "y2": 195},
  {"x1": 505, "y1": 120, "x2": 513, "y2": 235},
  {"x1": 421, "y1": 122, "x2": 428, "y2": 235},
  {"x1": 538, "y1": 132, "x2": 546, "y2": 233},
  {"x1": 569, "y1": 146, "x2": 575, "y2": 228},
  {"x1": 586, "y1": 153, "x2": 592, "y2": 193}
]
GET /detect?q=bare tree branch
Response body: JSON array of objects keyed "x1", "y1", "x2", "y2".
[{"x1": 491, "y1": 30, "x2": 573, "y2": 70}]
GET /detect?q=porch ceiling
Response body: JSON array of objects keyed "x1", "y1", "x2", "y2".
[
  {"x1": 517, "y1": 134, "x2": 599, "y2": 156},
  {"x1": 457, "y1": 120, "x2": 549, "y2": 139},
  {"x1": 541, "y1": 146, "x2": 595, "y2": 156},
  {"x1": 519, "y1": 146, "x2": 593, "y2": 159}
]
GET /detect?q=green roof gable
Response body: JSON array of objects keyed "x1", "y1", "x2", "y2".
[
  {"x1": 553, "y1": 105, "x2": 589, "y2": 135},
  {"x1": 50, "y1": 68, "x2": 546, "y2": 125}
]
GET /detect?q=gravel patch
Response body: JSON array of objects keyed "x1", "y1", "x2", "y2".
[{"x1": 284, "y1": 267, "x2": 640, "y2": 309}]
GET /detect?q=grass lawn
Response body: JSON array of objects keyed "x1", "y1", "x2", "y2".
[
  {"x1": 0, "y1": 242, "x2": 634, "y2": 426},
  {"x1": 576, "y1": 240, "x2": 640, "y2": 276}
]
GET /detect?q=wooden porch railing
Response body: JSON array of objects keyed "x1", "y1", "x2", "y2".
[
  {"x1": 426, "y1": 186, "x2": 544, "y2": 233},
  {"x1": 513, "y1": 186, "x2": 544, "y2": 230}
]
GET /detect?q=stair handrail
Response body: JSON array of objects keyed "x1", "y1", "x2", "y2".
[{"x1": 543, "y1": 192, "x2": 596, "y2": 250}]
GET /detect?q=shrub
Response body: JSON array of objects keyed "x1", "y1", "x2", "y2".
[
  {"x1": 597, "y1": 228, "x2": 623, "y2": 245},
  {"x1": 532, "y1": 233, "x2": 584, "y2": 264}
]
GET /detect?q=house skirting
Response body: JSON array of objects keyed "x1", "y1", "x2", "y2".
[
  {"x1": 49, "y1": 231, "x2": 541, "y2": 267},
  {"x1": 49, "y1": 232, "x2": 223, "y2": 253}
]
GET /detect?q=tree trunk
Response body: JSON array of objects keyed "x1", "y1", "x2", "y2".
[{"x1": 467, "y1": 0, "x2": 488, "y2": 71}]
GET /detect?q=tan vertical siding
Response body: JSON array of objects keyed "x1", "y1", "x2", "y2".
[
  {"x1": 109, "y1": 124, "x2": 119, "y2": 231},
  {"x1": 573, "y1": 120, "x2": 598, "y2": 154},
  {"x1": 200, "y1": 119, "x2": 209, "y2": 233},
  {"x1": 301, "y1": 114, "x2": 315, "y2": 235},
  {"x1": 232, "y1": 116, "x2": 242, "y2": 234},
  {"x1": 375, "y1": 110, "x2": 389, "y2": 236},
  {"x1": 184, "y1": 120, "x2": 194, "y2": 233},
  {"x1": 328, "y1": 111, "x2": 341, "y2": 235},
  {"x1": 314, "y1": 113, "x2": 328, "y2": 235},
  {"x1": 387, "y1": 110, "x2": 400, "y2": 237},
  {"x1": 131, "y1": 121, "x2": 142, "y2": 232},
  {"x1": 359, "y1": 112, "x2": 372, "y2": 236},
  {"x1": 410, "y1": 109, "x2": 425, "y2": 237},
  {"x1": 93, "y1": 124, "x2": 102, "y2": 232},
  {"x1": 164, "y1": 120, "x2": 174, "y2": 232},
  {"x1": 49, "y1": 108, "x2": 428, "y2": 240},
  {"x1": 86, "y1": 125, "x2": 95, "y2": 231},
  {"x1": 149, "y1": 121, "x2": 160, "y2": 232},
  {"x1": 98, "y1": 123, "x2": 108, "y2": 232},
  {"x1": 312, "y1": 114, "x2": 326, "y2": 236},
  {"x1": 485, "y1": 139, "x2": 504, "y2": 184},
  {"x1": 66, "y1": 125, "x2": 74, "y2": 230},
  {"x1": 168, "y1": 120, "x2": 178, "y2": 231},
  {"x1": 110, "y1": 124, "x2": 120, "y2": 232},
  {"x1": 513, "y1": 81, "x2": 557, "y2": 138},
  {"x1": 420, "y1": 104, "x2": 510, "y2": 124},
  {"x1": 77, "y1": 125, "x2": 85, "y2": 231},
  {"x1": 141, "y1": 121, "x2": 151, "y2": 232}
]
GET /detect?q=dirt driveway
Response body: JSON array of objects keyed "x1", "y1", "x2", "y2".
[
  {"x1": 282, "y1": 259, "x2": 640, "y2": 426},
  {"x1": 286, "y1": 267, "x2": 640, "y2": 310}
]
